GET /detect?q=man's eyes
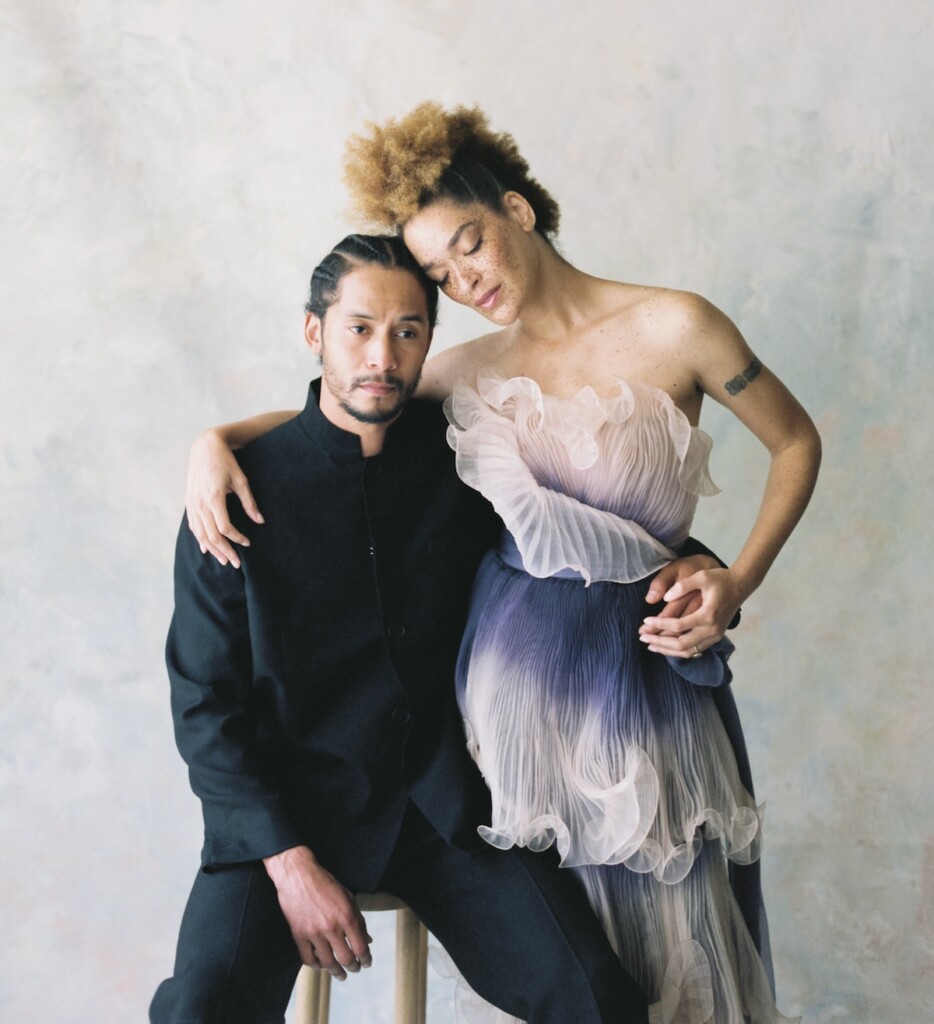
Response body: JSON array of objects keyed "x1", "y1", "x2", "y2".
[{"x1": 347, "y1": 324, "x2": 421, "y2": 339}]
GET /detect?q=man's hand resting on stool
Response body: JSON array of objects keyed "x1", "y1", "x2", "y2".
[{"x1": 263, "y1": 845, "x2": 373, "y2": 980}]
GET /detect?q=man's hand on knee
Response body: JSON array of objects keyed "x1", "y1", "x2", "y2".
[{"x1": 263, "y1": 845, "x2": 373, "y2": 980}]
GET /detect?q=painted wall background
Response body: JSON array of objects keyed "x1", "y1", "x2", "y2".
[{"x1": 1, "y1": 1, "x2": 931, "y2": 1021}]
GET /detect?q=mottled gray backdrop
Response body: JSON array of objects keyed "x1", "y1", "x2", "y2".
[{"x1": 2, "y1": 1, "x2": 930, "y2": 1021}]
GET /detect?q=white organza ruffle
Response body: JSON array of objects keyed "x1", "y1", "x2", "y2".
[
  {"x1": 445, "y1": 372, "x2": 719, "y2": 585},
  {"x1": 447, "y1": 372, "x2": 758, "y2": 878},
  {"x1": 463, "y1": 654, "x2": 763, "y2": 879},
  {"x1": 439, "y1": 372, "x2": 797, "y2": 1023}
]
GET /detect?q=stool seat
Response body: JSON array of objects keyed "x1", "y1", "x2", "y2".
[{"x1": 293, "y1": 893, "x2": 428, "y2": 1024}]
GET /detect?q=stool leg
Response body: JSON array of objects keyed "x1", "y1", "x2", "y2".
[
  {"x1": 316, "y1": 971, "x2": 331, "y2": 1024},
  {"x1": 395, "y1": 908, "x2": 428, "y2": 1024},
  {"x1": 294, "y1": 964, "x2": 331, "y2": 1024},
  {"x1": 415, "y1": 920, "x2": 428, "y2": 1024}
]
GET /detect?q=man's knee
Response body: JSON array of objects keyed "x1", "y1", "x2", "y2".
[
  {"x1": 150, "y1": 863, "x2": 299, "y2": 1024},
  {"x1": 389, "y1": 837, "x2": 648, "y2": 1023}
]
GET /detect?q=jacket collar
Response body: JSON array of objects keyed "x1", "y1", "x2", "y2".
[
  {"x1": 297, "y1": 378, "x2": 431, "y2": 461},
  {"x1": 296, "y1": 379, "x2": 366, "y2": 460}
]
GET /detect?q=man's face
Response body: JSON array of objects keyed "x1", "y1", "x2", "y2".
[{"x1": 306, "y1": 264, "x2": 433, "y2": 432}]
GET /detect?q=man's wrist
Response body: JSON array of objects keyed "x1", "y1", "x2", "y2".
[{"x1": 263, "y1": 844, "x2": 316, "y2": 886}]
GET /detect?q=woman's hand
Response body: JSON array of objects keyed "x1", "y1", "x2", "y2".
[
  {"x1": 185, "y1": 428, "x2": 264, "y2": 568},
  {"x1": 644, "y1": 554, "x2": 716, "y2": 620},
  {"x1": 640, "y1": 563, "x2": 746, "y2": 658}
]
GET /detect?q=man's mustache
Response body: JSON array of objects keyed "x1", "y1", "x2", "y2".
[{"x1": 352, "y1": 375, "x2": 405, "y2": 391}]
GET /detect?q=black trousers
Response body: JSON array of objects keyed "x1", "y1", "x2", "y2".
[{"x1": 150, "y1": 803, "x2": 648, "y2": 1024}]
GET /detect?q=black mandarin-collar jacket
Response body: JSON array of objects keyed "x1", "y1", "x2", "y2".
[{"x1": 167, "y1": 381, "x2": 501, "y2": 891}]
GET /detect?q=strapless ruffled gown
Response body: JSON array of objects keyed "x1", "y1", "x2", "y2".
[{"x1": 443, "y1": 371, "x2": 798, "y2": 1024}]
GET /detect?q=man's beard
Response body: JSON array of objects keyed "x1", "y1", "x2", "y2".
[{"x1": 336, "y1": 371, "x2": 421, "y2": 425}]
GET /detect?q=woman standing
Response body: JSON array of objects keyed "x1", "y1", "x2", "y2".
[{"x1": 187, "y1": 105, "x2": 819, "y2": 1022}]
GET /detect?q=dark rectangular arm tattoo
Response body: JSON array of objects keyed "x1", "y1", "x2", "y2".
[{"x1": 724, "y1": 356, "x2": 762, "y2": 396}]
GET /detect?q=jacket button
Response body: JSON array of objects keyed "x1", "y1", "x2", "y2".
[
  {"x1": 391, "y1": 708, "x2": 411, "y2": 725},
  {"x1": 387, "y1": 623, "x2": 406, "y2": 640}
]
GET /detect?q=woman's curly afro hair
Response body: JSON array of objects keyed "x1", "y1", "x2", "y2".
[{"x1": 343, "y1": 103, "x2": 560, "y2": 239}]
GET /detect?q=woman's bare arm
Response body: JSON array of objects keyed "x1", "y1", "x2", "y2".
[{"x1": 640, "y1": 295, "x2": 821, "y2": 656}]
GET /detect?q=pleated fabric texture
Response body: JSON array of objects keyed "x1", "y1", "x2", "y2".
[{"x1": 442, "y1": 372, "x2": 799, "y2": 1024}]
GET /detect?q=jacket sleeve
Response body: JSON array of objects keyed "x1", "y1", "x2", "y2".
[{"x1": 166, "y1": 516, "x2": 305, "y2": 867}]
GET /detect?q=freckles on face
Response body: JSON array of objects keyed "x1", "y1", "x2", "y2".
[{"x1": 403, "y1": 200, "x2": 530, "y2": 323}]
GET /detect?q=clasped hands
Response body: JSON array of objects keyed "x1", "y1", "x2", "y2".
[{"x1": 640, "y1": 556, "x2": 743, "y2": 658}]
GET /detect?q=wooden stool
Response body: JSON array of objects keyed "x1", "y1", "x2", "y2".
[{"x1": 293, "y1": 893, "x2": 428, "y2": 1024}]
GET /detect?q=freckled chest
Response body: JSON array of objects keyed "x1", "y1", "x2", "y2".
[{"x1": 488, "y1": 315, "x2": 702, "y2": 421}]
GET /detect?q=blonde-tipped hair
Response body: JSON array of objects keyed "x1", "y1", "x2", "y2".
[{"x1": 343, "y1": 102, "x2": 560, "y2": 237}]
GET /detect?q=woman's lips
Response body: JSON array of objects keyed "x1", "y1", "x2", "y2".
[{"x1": 476, "y1": 285, "x2": 501, "y2": 311}]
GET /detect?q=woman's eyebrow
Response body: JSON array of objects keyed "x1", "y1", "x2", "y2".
[{"x1": 420, "y1": 221, "x2": 479, "y2": 272}]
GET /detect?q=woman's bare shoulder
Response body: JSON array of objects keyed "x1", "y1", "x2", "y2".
[
  {"x1": 618, "y1": 284, "x2": 739, "y2": 349},
  {"x1": 417, "y1": 331, "x2": 506, "y2": 399},
  {"x1": 617, "y1": 282, "x2": 716, "y2": 323},
  {"x1": 591, "y1": 283, "x2": 746, "y2": 406}
]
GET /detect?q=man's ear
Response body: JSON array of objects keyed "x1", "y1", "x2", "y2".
[
  {"x1": 304, "y1": 313, "x2": 322, "y2": 354},
  {"x1": 502, "y1": 191, "x2": 536, "y2": 233}
]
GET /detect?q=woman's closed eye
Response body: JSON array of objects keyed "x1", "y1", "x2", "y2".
[{"x1": 431, "y1": 236, "x2": 483, "y2": 288}]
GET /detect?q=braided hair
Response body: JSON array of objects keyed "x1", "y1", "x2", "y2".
[{"x1": 305, "y1": 234, "x2": 439, "y2": 327}]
